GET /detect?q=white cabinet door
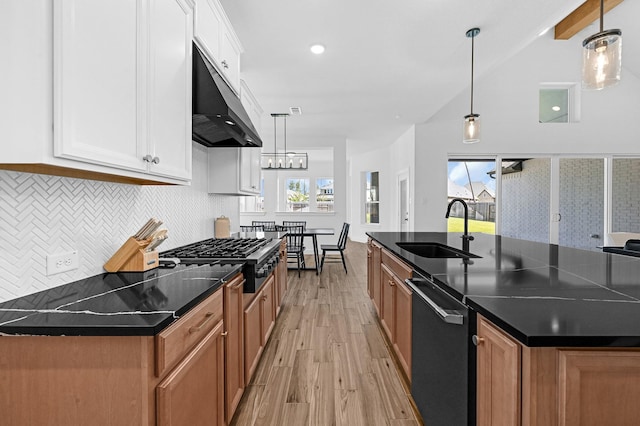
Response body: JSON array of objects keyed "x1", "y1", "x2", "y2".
[
  {"x1": 193, "y1": 0, "x2": 241, "y2": 93},
  {"x1": 239, "y1": 148, "x2": 260, "y2": 194},
  {"x1": 240, "y1": 80, "x2": 263, "y2": 135},
  {"x1": 194, "y1": 0, "x2": 222, "y2": 61},
  {"x1": 147, "y1": 0, "x2": 193, "y2": 180},
  {"x1": 53, "y1": 0, "x2": 146, "y2": 172},
  {"x1": 209, "y1": 147, "x2": 260, "y2": 195},
  {"x1": 220, "y1": 29, "x2": 241, "y2": 92}
]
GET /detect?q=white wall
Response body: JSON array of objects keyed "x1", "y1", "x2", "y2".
[
  {"x1": 0, "y1": 143, "x2": 239, "y2": 303},
  {"x1": 347, "y1": 126, "x2": 415, "y2": 243},
  {"x1": 413, "y1": 31, "x2": 640, "y2": 232}
]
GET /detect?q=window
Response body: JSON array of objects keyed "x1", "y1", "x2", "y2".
[
  {"x1": 539, "y1": 83, "x2": 579, "y2": 123},
  {"x1": 447, "y1": 160, "x2": 496, "y2": 235},
  {"x1": 316, "y1": 178, "x2": 334, "y2": 212},
  {"x1": 240, "y1": 178, "x2": 265, "y2": 212},
  {"x1": 364, "y1": 171, "x2": 380, "y2": 224},
  {"x1": 286, "y1": 178, "x2": 310, "y2": 212}
]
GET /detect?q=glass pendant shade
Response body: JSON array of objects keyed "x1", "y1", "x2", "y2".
[
  {"x1": 463, "y1": 114, "x2": 480, "y2": 144},
  {"x1": 582, "y1": 30, "x2": 622, "y2": 90}
]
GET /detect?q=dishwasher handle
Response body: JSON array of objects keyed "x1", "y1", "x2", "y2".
[{"x1": 406, "y1": 279, "x2": 464, "y2": 325}]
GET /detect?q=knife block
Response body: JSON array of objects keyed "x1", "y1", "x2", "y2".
[{"x1": 104, "y1": 237, "x2": 159, "y2": 273}]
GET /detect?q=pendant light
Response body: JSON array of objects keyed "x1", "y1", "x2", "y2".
[
  {"x1": 582, "y1": 0, "x2": 622, "y2": 90},
  {"x1": 463, "y1": 28, "x2": 480, "y2": 144},
  {"x1": 260, "y1": 113, "x2": 308, "y2": 170}
]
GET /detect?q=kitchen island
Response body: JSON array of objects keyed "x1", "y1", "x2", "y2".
[{"x1": 367, "y1": 231, "x2": 640, "y2": 426}]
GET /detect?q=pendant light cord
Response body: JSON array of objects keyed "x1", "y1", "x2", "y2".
[
  {"x1": 470, "y1": 33, "x2": 475, "y2": 115},
  {"x1": 599, "y1": 0, "x2": 604, "y2": 33}
]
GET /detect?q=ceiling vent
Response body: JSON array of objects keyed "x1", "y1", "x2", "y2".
[{"x1": 289, "y1": 107, "x2": 302, "y2": 115}]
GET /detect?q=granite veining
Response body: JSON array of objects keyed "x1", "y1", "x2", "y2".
[
  {"x1": 368, "y1": 232, "x2": 640, "y2": 347},
  {"x1": 0, "y1": 263, "x2": 242, "y2": 336}
]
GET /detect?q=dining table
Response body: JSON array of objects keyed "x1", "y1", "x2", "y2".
[{"x1": 299, "y1": 227, "x2": 335, "y2": 274}]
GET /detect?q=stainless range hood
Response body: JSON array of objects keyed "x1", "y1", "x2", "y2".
[{"x1": 192, "y1": 44, "x2": 262, "y2": 147}]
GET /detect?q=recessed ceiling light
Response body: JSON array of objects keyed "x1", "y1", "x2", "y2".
[
  {"x1": 552, "y1": 106, "x2": 561, "y2": 111},
  {"x1": 310, "y1": 44, "x2": 325, "y2": 55}
]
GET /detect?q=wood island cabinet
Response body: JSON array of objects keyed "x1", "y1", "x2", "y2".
[
  {"x1": 368, "y1": 245, "x2": 412, "y2": 381},
  {"x1": 367, "y1": 239, "x2": 382, "y2": 315},
  {"x1": 476, "y1": 315, "x2": 521, "y2": 426},
  {"x1": 476, "y1": 314, "x2": 640, "y2": 426}
]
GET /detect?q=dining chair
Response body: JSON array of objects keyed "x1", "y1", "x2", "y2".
[
  {"x1": 275, "y1": 225, "x2": 305, "y2": 277},
  {"x1": 252, "y1": 221, "x2": 277, "y2": 232},
  {"x1": 240, "y1": 225, "x2": 264, "y2": 232},
  {"x1": 320, "y1": 223, "x2": 350, "y2": 273},
  {"x1": 282, "y1": 220, "x2": 307, "y2": 230}
]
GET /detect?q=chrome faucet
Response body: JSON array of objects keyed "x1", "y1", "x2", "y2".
[{"x1": 445, "y1": 198, "x2": 475, "y2": 252}]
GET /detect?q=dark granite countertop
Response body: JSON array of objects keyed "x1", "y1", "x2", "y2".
[
  {"x1": 367, "y1": 232, "x2": 640, "y2": 347},
  {"x1": 0, "y1": 263, "x2": 242, "y2": 336}
]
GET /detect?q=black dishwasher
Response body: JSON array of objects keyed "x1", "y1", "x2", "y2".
[{"x1": 405, "y1": 272, "x2": 475, "y2": 426}]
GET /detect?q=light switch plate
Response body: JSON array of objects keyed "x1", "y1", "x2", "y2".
[{"x1": 46, "y1": 250, "x2": 79, "y2": 276}]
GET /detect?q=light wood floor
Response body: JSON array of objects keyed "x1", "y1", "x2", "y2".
[{"x1": 231, "y1": 241, "x2": 421, "y2": 426}]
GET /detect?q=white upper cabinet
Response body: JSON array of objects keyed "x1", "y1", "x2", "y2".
[
  {"x1": 147, "y1": 0, "x2": 193, "y2": 180},
  {"x1": 54, "y1": 0, "x2": 147, "y2": 173},
  {"x1": 208, "y1": 147, "x2": 261, "y2": 195},
  {"x1": 0, "y1": 0, "x2": 193, "y2": 185},
  {"x1": 193, "y1": 0, "x2": 242, "y2": 93},
  {"x1": 240, "y1": 80, "x2": 263, "y2": 136}
]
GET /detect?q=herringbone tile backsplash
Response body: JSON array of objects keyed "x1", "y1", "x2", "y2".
[{"x1": 0, "y1": 143, "x2": 239, "y2": 302}]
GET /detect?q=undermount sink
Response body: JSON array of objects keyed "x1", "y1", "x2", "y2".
[{"x1": 396, "y1": 242, "x2": 480, "y2": 259}]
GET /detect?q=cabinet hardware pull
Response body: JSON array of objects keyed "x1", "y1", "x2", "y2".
[
  {"x1": 262, "y1": 294, "x2": 267, "y2": 301},
  {"x1": 189, "y1": 312, "x2": 215, "y2": 333},
  {"x1": 143, "y1": 154, "x2": 153, "y2": 163},
  {"x1": 221, "y1": 331, "x2": 228, "y2": 337},
  {"x1": 231, "y1": 279, "x2": 246, "y2": 290},
  {"x1": 152, "y1": 156, "x2": 160, "y2": 164},
  {"x1": 472, "y1": 335, "x2": 484, "y2": 346},
  {"x1": 221, "y1": 60, "x2": 229, "y2": 69}
]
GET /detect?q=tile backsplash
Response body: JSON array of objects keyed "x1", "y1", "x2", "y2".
[{"x1": 0, "y1": 143, "x2": 239, "y2": 302}]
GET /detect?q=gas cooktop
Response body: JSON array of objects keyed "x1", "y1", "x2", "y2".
[{"x1": 160, "y1": 237, "x2": 278, "y2": 264}]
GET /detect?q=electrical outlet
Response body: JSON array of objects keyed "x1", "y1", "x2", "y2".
[{"x1": 46, "y1": 250, "x2": 79, "y2": 276}]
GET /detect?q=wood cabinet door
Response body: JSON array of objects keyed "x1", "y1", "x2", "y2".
[
  {"x1": 558, "y1": 350, "x2": 640, "y2": 426},
  {"x1": 276, "y1": 250, "x2": 287, "y2": 316},
  {"x1": 147, "y1": 0, "x2": 192, "y2": 180},
  {"x1": 367, "y1": 245, "x2": 373, "y2": 298},
  {"x1": 224, "y1": 274, "x2": 245, "y2": 424},
  {"x1": 476, "y1": 316, "x2": 521, "y2": 426},
  {"x1": 260, "y1": 275, "x2": 276, "y2": 344},
  {"x1": 394, "y1": 278, "x2": 412, "y2": 381},
  {"x1": 243, "y1": 289, "x2": 263, "y2": 384},
  {"x1": 157, "y1": 319, "x2": 225, "y2": 426},
  {"x1": 380, "y1": 264, "x2": 396, "y2": 342},
  {"x1": 371, "y1": 243, "x2": 382, "y2": 315}
]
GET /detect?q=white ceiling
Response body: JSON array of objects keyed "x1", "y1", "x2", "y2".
[{"x1": 219, "y1": 0, "x2": 638, "y2": 148}]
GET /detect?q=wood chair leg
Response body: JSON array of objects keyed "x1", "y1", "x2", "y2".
[{"x1": 297, "y1": 254, "x2": 301, "y2": 278}]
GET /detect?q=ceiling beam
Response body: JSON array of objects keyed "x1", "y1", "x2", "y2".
[{"x1": 554, "y1": 0, "x2": 624, "y2": 40}]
